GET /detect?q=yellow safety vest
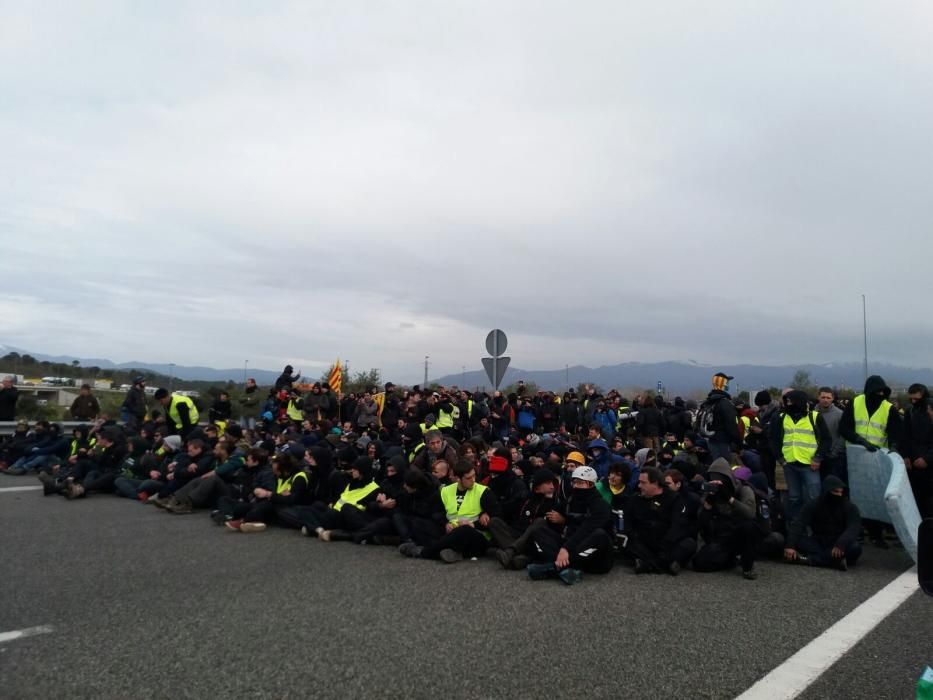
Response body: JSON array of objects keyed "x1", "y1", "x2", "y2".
[
  {"x1": 333, "y1": 480, "x2": 380, "y2": 511},
  {"x1": 740, "y1": 416, "x2": 752, "y2": 432},
  {"x1": 782, "y1": 411, "x2": 819, "y2": 464},
  {"x1": 286, "y1": 400, "x2": 303, "y2": 422},
  {"x1": 435, "y1": 408, "x2": 454, "y2": 430},
  {"x1": 276, "y1": 471, "x2": 308, "y2": 495},
  {"x1": 852, "y1": 395, "x2": 891, "y2": 448},
  {"x1": 409, "y1": 442, "x2": 425, "y2": 463},
  {"x1": 440, "y1": 482, "x2": 490, "y2": 539},
  {"x1": 70, "y1": 436, "x2": 97, "y2": 457},
  {"x1": 168, "y1": 394, "x2": 199, "y2": 429}
]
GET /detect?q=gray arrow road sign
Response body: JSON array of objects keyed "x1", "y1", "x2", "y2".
[{"x1": 482, "y1": 356, "x2": 510, "y2": 389}]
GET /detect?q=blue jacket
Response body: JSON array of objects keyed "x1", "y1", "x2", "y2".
[
  {"x1": 586, "y1": 438, "x2": 627, "y2": 481},
  {"x1": 592, "y1": 410, "x2": 617, "y2": 440}
]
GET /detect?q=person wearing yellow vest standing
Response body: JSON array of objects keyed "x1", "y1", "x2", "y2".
[
  {"x1": 403, "y1": 460, "x2": 501, "y2": 562},
  {"x1": 839, "y1": 375, "x2": 902, "y2": 548},
  {"x1": 299, "y1": 457, "x2": 382, "y2": 541},
  {"x1": 154, "y1": 388, "x2": 200, "y2": 438},
  {"x1": 770, "y1": 390, "x2": 831, "y2": 522}
]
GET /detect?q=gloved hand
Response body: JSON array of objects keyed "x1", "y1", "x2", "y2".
[{"x1": 861, "y1": 439, "x2": 878, "y2": 453}]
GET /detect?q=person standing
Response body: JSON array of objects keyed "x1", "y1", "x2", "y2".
[
  {"x1": 69, "y1": 384, "x2": 101, "y2": 421},
  {"x1": 0, "y1": 376, "x2": 19, "y2": 421},
  {"x1": 902, "y1": 384, "x2": 933, "y2": 518},
  {"x1": 816, "y1": 387, "x2": 846, "y2": 482},
  {"x1": 154, "y1": 388, "x2": 200, "y2": 438},
  {"x1": 120, "y1": 376, "x2": 147, "y2": 430},
  {"x1": 697, "y1": 373, "x2": 740, "y2": 462},
  {"x1": 239, "y1": 378, "x2": 260, "y2": 429},
  {"x1": 771, "y1": 390, "x2": 831, "y2": 522},
  {"x1": 839, "y1": 375, "x2": 901, "y2": 548}
]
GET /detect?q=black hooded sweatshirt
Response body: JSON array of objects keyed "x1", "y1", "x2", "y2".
[
  {"x1": 902, "y1": 386, "x2": 932, "y2": 461},
  {"x1": 786, "y1": 475, "x2": 861, "y2": 550},
  {"x1": 839, "y1": 375, "x2": 901, "y2": 449},
  {"x1": 562, "y1": 487, "x2": 614, "y2": 553}
]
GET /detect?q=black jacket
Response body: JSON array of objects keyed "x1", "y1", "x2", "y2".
[
  {"x1": 0, "y1": 386, "x2": 18, "y2": 421},
  {"x1": 704, "y1": 391, "x2": 740, "y2": 445},
  {"x1": 902, "y1": 390, "x2": 932, "y2": 461},
  {"x1": 625, "y1": 489, "x2": 693, "y2": 548},
  {"x1": 786, "y1": 476, "x2": 861, "y2": 550},
  {"x1": 485, "y1": 471, "x2": 530, "y2": 526},
  {"x1": 121, "y1": 386, "x2": 147, "y2": 421},
  {"x1": 839, "y1": 376, "x2": 902, "y2": 449},
  {"x1": 562, "y1": 487, "x2": 613, "y2": 553}
]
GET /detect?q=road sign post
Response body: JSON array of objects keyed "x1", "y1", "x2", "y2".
[{"x1": 483, "y1": 329, "x2": 510, "y2": 390}]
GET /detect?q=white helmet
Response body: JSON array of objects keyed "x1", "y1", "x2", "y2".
[{"x1": 570, "y1": 465, "x2": 598, "y2": 484}]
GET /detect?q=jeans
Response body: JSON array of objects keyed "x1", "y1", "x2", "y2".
[
  {"x1": 796, "y1": 535, "x2": 862, "y2": 567},
  {"x1": 783, "y1": 462, "x2": 821, "y2": 522},
  {"x1": 708, "y1": 441, "x2": 732, "y2": 463}
]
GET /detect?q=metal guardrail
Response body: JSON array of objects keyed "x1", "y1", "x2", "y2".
[{"x1": 0, "y1": 421, "x2": 211, "y2": 436}]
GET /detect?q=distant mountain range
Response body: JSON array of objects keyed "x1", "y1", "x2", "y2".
[
  {"x1": 434, "y1": 360, "x2": 933, "y2": 394},
  {"x1": 3, "y1": 345, "x2": 932, "y2": 393},
  {"x1": 0, "y1": 345, "x2": 283, "y2": 385}
]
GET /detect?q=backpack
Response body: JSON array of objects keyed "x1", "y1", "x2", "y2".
[{"x1": 694, "y1": 400, "x2": 718, "y2": 439}]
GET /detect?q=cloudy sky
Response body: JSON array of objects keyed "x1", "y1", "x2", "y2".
[{"x1": 3, "y1": 2, "x2": 932, "y2": 383}]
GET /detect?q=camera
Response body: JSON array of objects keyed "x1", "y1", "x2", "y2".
[{"x1": 701, "y1": 481, "x2": 720, "y2": 496}]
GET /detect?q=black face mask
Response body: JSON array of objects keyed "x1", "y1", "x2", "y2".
[{"x1": 825, "y1": 493, "x2": 844, "y2": 504}]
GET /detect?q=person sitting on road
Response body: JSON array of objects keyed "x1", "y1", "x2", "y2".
[
  {"x1": 164, "y1": 438, "x2": 245, "y2": 514},
  {"x1": 298, "y1": 457, "x2": 382, "y2": 541},
  {"x1": 491, "y1": 468, "x2": 566, "y2": 571},
  {"x1": 226, "y1": 452, "x2": 310, "y2": 533},
  {"x1": 401, "y1": 460, "x2": 500, "y2": 563},
  {"x1": 395, "y1": 468, "x2": 448, "y2": 556},
  {"x1": 113, "y1": 435, "x2": 181, "y2": 501},
  {"x1": 410, "y1": 429, "x2": 459, "y2": 472},
  {"x1": 784, "y1": 475, "x2": 862, "y2": 570},
  {"x1": 45, "y1": 426, "x2": 128, "y2": 499},
  {"x1": 620, "y1": 467, "x2": 696, "y2": 576},
  {"x1": 210, "y1": 448, "x2": 274, "y2": 525},
  {"x1": 693, "y1": 458, "x2": 761, "y2": 580},
  {"x1": 526, "y1": 465, "x2": 614, "y2": 585},
  {"x1": 150, "y1": 438, "x2": 214, "y2": 507}
]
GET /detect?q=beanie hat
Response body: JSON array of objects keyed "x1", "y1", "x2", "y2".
[
  {"x1": 754, "y1": 390, "x2": 772, "y2": 408},
  {"x1": 225, "y1": 423, "x2": 243, "y2": 439},
  {"x1": 351, "y1": 457, "x2": 374, "y2": 480},
  {"x1": 162, "y1": 435, "x2": 182, "y2": 452}
]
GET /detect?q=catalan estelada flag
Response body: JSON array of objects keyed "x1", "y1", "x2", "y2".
[{"x1": 327, "y1": 359, "x2": 343, "y2": 395}]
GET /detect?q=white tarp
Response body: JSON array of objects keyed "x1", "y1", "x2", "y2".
[{"x1": 846, "y1": 444, "x2": 921, "y2": 563}]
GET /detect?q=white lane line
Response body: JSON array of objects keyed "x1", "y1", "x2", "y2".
[
  {"x1": 0, "y1": 625, "x2": 54, "y2": 644},
  {"x1": 0, "y1": 486, "x2": 43, "y2": 493},
  {"x1": 738, "y1": 567, "x2": 918, "y2": 700}
]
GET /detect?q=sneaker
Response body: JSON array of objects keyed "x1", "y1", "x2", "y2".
[
  {"x1": 239, "y1": 522, "x2": 267, "y2": 533},
  {"x1": 634, "y1": 558, "x2": 649, "y2": 575},
  {"x1": 558, "y1": 568, "x2": 583, "y2": 585},
  {"x1": 151, "y1": 495, "x2": 170, "y2": 509},
  {"x1": 742, "y1": 568, "x2": 758, "y2": 580},
  {"x1": 138, "y1": 492, "x2": 150, "y2": 502},
  {"x1": 167, "y1": 499, "x2": 193, "y2": 514},
  {"x1": 211, "y1": 510, "x2": 229, "y2": 526},
  {"x1": 496, "y1": 548, "x2": 515, "y2": 570},
  {"x1": 439, "y1": 548, "x2": 463, "y2": 564},
  {"x1": 319, "y1": 529, "x2": 332, "y2": 542},
  {"x1": 65, "y1": 483, "x2": 85, "y2": 500},
  {"x1": 398, "y1": 542, "x2": 423, "y2": 558},
  {"x1": 225, "y1": 519, "x2": 243, "y2": 532},
  {"x1": 527, "y1": 562, "x2": 557, "y2": 580},
  {"x1": 668, "y1": 561, "x2": 681, "y2": 576},
  {"x1": 832, "y1": 558, "x2": 849, "y2": 572}
]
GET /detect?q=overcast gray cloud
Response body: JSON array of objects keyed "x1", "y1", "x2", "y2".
[{"x1": 2, "y1": 1, "x2": 932, "y2": 382}]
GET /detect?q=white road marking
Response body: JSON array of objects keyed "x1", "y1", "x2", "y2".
[
  {"x1": 0, "y1": 625, "x2": 54, "y2": 644},
  {"x1": 0, "y1": 486, "x2": 43, "y2": 493},
  {"x1": 737, "y1": 567, "x2": 918, "y2": 699}
]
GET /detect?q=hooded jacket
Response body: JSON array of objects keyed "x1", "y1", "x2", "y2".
[
  {"x1": 697, "y1": 458, "x2": 757, "y2": 541},
  {"x1": 586, "y1": 438, "x2": 628, "y2": 481},
  {"x1": 839, "y1": 375, "x2": 901, "y2": 449},
  {"x1": 902, "y1": 386, "x2": 932, "y2": 462},
  {"x1": 562, "y1": 486, "x2": 614, "y2": 554},
  {"x1": 786, "y1": 475, "x2": 861, "y2": 550}
]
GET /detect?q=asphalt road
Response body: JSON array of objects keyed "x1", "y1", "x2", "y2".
[{"x1": 0, "y1": 473, "x2": 925, "y2": 699}]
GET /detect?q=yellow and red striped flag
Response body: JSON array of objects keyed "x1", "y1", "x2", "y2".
[{"x1": 327, "y1": 359, "x2": 343, "y2": 395}]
